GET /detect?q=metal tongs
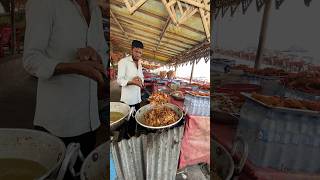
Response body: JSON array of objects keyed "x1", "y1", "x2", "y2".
[{"x1": 127, "y1": 106, "x2": 136, "y2": 121}]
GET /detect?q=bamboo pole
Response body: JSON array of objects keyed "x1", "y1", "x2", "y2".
[
  {"x1": 110, "y1": 10, "x2": 129, "y2": 39},
  {"x1": 10, "y1": 0, "x2": 16, "y2": 55},
  {"x1": 254, "y1": 0, "x2": 272, "y2": 69},
  {"x1": 162, "y1": 0, "x2": 178, "y2": 24},
  {"x1": 189, "y1": 60, "x2": 195, "y2": 83}
]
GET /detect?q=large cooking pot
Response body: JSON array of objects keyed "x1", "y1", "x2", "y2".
[
  {"x1": 212, "y1": 139, "x2": 234, "y2": 180},
  {"x1": 135, "y1": 103, "x2": 184, "y2": 129},
  {"x1": 0, "y1": 128, "x2": 66, "y2": 180},
  {"x1": 80, "y1": 142, "x2": 109, "y2": 180},
  {"x1": 110, "y1": 102, "x2": 134, "y2": 131}
]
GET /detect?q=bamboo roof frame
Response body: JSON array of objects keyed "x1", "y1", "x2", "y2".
[{"x1": 110, "y1": 0, "x2": 210, "y2": 64}]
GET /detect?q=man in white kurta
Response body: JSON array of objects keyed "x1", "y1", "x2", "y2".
[
  {"x1": 23, "y1": 0, "x2": 108, "y2": 156},
  {"x1": 117, "y1": 40, "x2": 144, "y2": 136}
]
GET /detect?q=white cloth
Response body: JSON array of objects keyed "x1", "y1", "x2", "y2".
[
  {"x1": 23, "y1": 0, "x2": 108, "y2": 137},
  {"x1": 117, "y1": 55, "x2": 144, "y2": 105}
]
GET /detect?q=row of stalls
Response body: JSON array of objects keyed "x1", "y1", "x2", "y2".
[
  {"x1": 212, "y1": 0, "x2": 320, "y2": 179},
  {"x1": 0, "y1": 1, "x2": 110, "y2": 180},
  {"x1": 109, "y1": 0, "x2": 211, "y2": 179}
]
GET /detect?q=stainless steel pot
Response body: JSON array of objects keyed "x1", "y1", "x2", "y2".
[
  {"x1": 110, "y1": 102, "x2": 134, "y2": 131},
  {"x1": 135, "y1": 103, "x2": 184, "y2": 129},
  {"x1": 80, "y1": 142, "x2": 109, "y2": 180},
  {"x1": 0, "y1": 128, "x2": 66, "y2": 180},
  {"x1": 212, "y1": 139, "x2": 234, "y2": 180}
]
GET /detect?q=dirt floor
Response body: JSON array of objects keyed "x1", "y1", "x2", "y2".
[{"x1": 0, "y1": 55, "x2": 107, "y2": 146}]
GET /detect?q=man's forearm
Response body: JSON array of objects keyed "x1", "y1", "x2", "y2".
[
  {"x1": 54, "y1": 63, "x2": 78, "y2": 75},
  {"x1": 127, "y1": 81, "x2": 136, "y2": 86}
]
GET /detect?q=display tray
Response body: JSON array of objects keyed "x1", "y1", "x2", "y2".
[{"x1": 241, "y1": 92, "x2": 320, "y2": 115}]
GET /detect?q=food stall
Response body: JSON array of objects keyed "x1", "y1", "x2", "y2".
[
  {"x1": 213, "y1": 0, "x2": 320, "y2": 179},
  {"x1": 109, "y1": 0, "x2": 211, "y2": 178}
]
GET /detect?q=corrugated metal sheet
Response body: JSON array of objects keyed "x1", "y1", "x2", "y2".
[
  {"x1": 111, "y1": 126, "x2": 184, "y2": 180},
  {"x1": 237, "y1": 93, "x2": 320, "y2": 173}
]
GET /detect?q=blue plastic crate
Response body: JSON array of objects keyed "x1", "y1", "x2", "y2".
[{"x1": 110, "y1": 152, "x2": 116, "y2": 180}]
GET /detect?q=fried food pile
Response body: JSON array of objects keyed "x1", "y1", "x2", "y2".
[
  {"x1": 282, "y1": 72, "x2": 320, "y2": 95},
  {"x1": 212, "y1": 94, "x2": 244, "y2": 114},
  {"x1": 148, "y1": 92, "x2": 169, "y2": 105},
  {"x1": 145, "y1": 92, "x2": 179, "y2": 126},
  {"x1": 233, "y1": 65, "x2": 288, "y2": 76},
  {"x1": 232, "y1": 65, "x2": 253, "y2": 72},
  {"x1": 253, "y1": 68, "x2": 288, "y2": 76},
  {"x1": 251, "y1": 92, "x2": 320, "y2": 111},
  {"x1": 167, "y1": 70, "x2": 176, "y2": 79},
  {"x1": 143, "y1": 106, "x2": 179, "y2": 127},
  {"x1": 160, "y1": 71, "x2": 167, "y2": 79},
  {"x1": 188, "y1": 91, "x2": 210, "y2": 96}
]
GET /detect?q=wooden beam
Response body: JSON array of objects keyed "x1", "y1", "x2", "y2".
[
  {"x1": 129, "y1": 0, "x2": 148, "y2": 14},
  {"x1": 111, "y1": 33, "x2": 180, "y2": 55},
  {"x1": 123, "y1": 0, "x2": 132, "y2": 12},
  {"x1": 119, "y1": 43, "x2": 171, "y2": 59},
  {"x1": 167, "y1": 0, "x2": 177, "y2": 8},
  {"x1": 110, "y1": 19, "x2": 196, "y2": 47},
  {"x1": 119, "y1": 44, "x2": 171, "y2": 61},
  {"x1": 111, "y1": 27, "x2": 187, "y2": 52},
  {"x1": 112, "y1": 15, "x2": 200, "y2": 44},
  {"x1": 110, "y1": 23, "x2": 190, "y2": 51},
  {"x1": 110, "y1": 10, "x2": 129, "y2": 39},
  {"x1": 111, "y1": 32, "x2": 179, "y2": 55},
  {"x1": 255, "y1": 0, "x2": 271, "y2": 69},
  {"x1": 156, "y1": 16, "x2": 171, "y2": 50},
  {"x1": 169, "y1": 40, "x2": 209, "y2": 62},
  {"x1": 178, "y1": 7, "x2": 198, "y2": 25},
  {"x1": 199, "y1": 8, "x2": 210, "y2": 41},
  {"x1": 189, "y1": 60, "x2": 195, "y2": 83},
  {"x1": 162, "y1": 0, "x2": 178, "y2": 24},
  {"x1": 177, "y1": 1, "x2": 184, "y2": 15},
  {"x1": 111, "y1": 0, "x2": 205, "y2": 36},
  {"x1": 10, "y1": 0, "x2": 16, "y2": 55}
]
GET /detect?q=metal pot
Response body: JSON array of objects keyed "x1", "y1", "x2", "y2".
[
  {"x1": 135, "y1": 103, "x2": 184, "y2": 129},
  {"x1": 212, "y1": 140, "x2": 234, "y2": 180},
  {"x1": 0, "y1": 128, "x2": 66, "y2": 180},
  {"x1": 80, "y1": 142, "x2": 109, "y2": 180},
  {"x1": 110, "y1": 102, "x2": 134, "y2": 131},
  {"x1": 212, "y1": 137, "x2": 248, "y2": 180}
]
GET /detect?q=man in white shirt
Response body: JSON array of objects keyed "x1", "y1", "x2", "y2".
[
  {"x1": 117, "y1": 40, "x2": 144, "y2": 137},
  {"x1": 23, "y1": 0, "x2": 107, "y2": 157}
]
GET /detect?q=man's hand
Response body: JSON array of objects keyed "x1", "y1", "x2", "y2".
[
  {"x1": 133, "y1": 76, "x2": 143, "y2": 87},
  {"x1": 128, "y1": 76, "x2": 143, "y2": 88},
  {"x1": 55, "y1": 61, "x2": 105, "y2": 85},
  {"x1": 75, "y1": 61, "x2": 105, "y2": 85},
  {"x1": 77, "y1": 47, "x2": 102, "y2": 64}
]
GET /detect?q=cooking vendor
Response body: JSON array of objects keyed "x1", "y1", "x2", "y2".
[
  {"x1": 117, "y1": 40, "x2": 144, "y2": 137},
  {"x1": 23, "y1": 0, "x2": 108, "y2": 157}
]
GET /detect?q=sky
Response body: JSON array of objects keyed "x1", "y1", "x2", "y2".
[
  {"x1": 213, "y1": 0, "x2": 320, "y2": 64},
  {"x1": 153, "y1": 57, "x2": 210, "y2": 82}
]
